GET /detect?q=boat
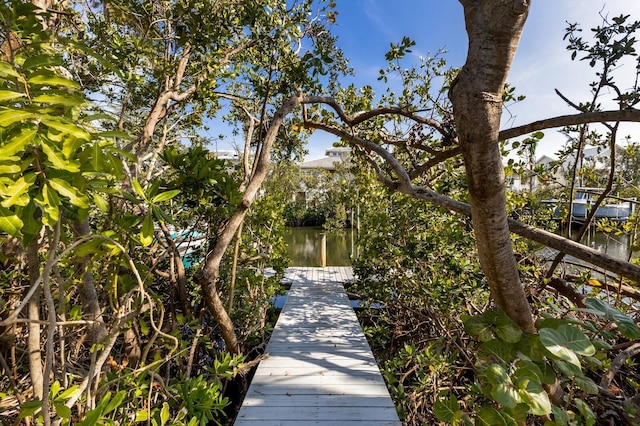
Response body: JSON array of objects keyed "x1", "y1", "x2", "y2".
[{"x1": 570, "y1": 188, "x2": 634, "y2": 222}]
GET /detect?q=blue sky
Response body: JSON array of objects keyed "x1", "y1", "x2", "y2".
[{"x1": 302, "y1": 0, "x2": 640, "y2": 161}]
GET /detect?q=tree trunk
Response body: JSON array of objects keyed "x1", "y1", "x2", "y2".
[
  {"x1": 26, "y1": 238, "x2": 44, "y2": 400},
  {"x1": 198, "y1": 93, "x2": 304, "y2": 354},
  {"x1": 450, "y1": 0, "x2": 535, "y2": 332}
]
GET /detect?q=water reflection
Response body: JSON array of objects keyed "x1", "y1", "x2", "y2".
[
  {"x1": 560, "y1": 227, "x2": 633, "y2": 260},
  {"x1": 284, "y1": 227, "x2": 354, "y2": 267}
]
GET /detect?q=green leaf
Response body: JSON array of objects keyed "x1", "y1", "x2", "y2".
[
  {"x1": 48, "y1": 178, "x2": 90, "y2": 209},
  {"x1": 477, "y1": 407, "x2": 516, "y2": 426},
  {"x1": 41, "y1": 117, "x2": 91, "y2": 141},
  {"x1": 584, "y1": 298, "x2": 640, "y2": 339},
  {"x1": 486, "y1": 364, "x2": 520, "y2": 409},
  {"x1": 135, "y1": 410, "x2": 149, "y2": 422},
  {"x1": 140, "y1": 212, "x2": 154, "y2": 247},
  {"x1": 573, "y1": 398, "x2": 596, "y2": 426},
  {"x1": 0, "y1": 163, "x2": 22, "y2": 174},
  {"x1": 0, "y1": 90, "x2": 25, "y2": 102},
  {"x1": 433, "y1": 394, "x2": 460, "y2": 423},
  {"x1": 22, "y1": 55, "x2": 64, "y2": 70},
  {"x1": 132, "y1": 178, "x2": 146, "y2": 200},
  {"x1": 103, "y1": 390, "x2": 126, "y2": 415},
  {"x1": 479, "y1": 339, "x2": 515, "y2": 362},
  {"x1": 574, "y1": 375, "x2": 598, "y2": 395},
  {"x1": 54, "y1": 403, "x2": 72, "y2": 419},
  {"x1": 41, "y1": 140, "x2": 81, "y2": 172},
  {"x1": 95, "y1": 130, "x2": 133, "y2": 140},
  {"x1": 139, "y1": 318, "x2": 150, "y2": 336},
  {"x1": 160, "y1": 402, "x2": 170, "y2": 425},
  {"x1": 28, "y1": 74, "x2": 80, "y2": 89},
  {"x1": 151, "y1": 189, "x2": 180, "y2": 203},
  {"x1": 19, "y1": 400, "x2": 42, "y2": 418},
  {"x1": 493, "y1": 311, "x2": 523, "y2": 343},
  {"x1": 519, "y1": 380, "x2": 551, "y2": 415},
  {"x1": 32, "y1": 94, "x2": 85, "y2": 107},
  {"x1": 1, "y1": 174, "x2": 35, "y2": 208},
  {"x1": 551, "y1": 405, "x2": 570, "y2": 425},
  {"x1": 93, "y1": 193, "x2": 109, "y2": 212},
  {"x1": 56, "y1": 385, "x2": 80, "y2": 401},
  {"x1": 539, "y1": 325, "x2": 595, "y2": 367},
  {"x1": 0, "y1": 109, "x2": 33, "y2": 126},
  {"x1": 0, "y1": 128, "x2": 36, "y2": 158},
  {"x1": 463, "y1": 315, "x2": 494, "y2": 342},
  {"x1": 0, "y1": 61, "x2": 22, "y2": 79}
]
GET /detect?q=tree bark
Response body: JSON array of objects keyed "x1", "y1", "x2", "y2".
[
  {"x1": 198, "y1": 93, "x2": 304, "y2": 354},
  {"x1": 26, "y1": 238, "x2": 44, "y2": 401},
  {"x1": 450, "y1": 0, "x2": 535, "y2": 332}
]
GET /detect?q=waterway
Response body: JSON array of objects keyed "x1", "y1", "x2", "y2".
[{"x1": 284, "y1": 227, "x2": 354, "y2": 267}]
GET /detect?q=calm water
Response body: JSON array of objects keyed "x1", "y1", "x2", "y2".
[{"x1": 284, "y1": 227, "x2": 354, "y2": 266}]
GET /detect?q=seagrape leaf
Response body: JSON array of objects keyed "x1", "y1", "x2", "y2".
[
  {"x1": 433, "y1": 394, "x2": 461, "y2": 423},
  {"x1": 584, "y1": 297, "x2": 640, "y2": 339},
  {"x1": 477, "y1": 407, "x2": 517, "y2": 426},
  {"x1": 539, "y1": 325, "x2": 595, "y2": 367}
]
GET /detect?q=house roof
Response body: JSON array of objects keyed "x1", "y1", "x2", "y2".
[{"x1": 300, "y1": 156, "x2": 343, "y2": 171}]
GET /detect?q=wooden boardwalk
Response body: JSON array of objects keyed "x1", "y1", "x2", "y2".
[{"x1": 234, "y1": 267, "x2": 401, "y2": 425}]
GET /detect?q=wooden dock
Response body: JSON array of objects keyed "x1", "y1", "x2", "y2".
[{"x1": 234, "y1": 267, "x2": 401, "y2": 425}]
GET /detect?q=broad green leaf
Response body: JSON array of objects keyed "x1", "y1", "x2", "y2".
[
  {"x1": 574, "y1": 375, "x2": 598, "y2": 395},
  {"x1": 0, "y1": 128, "x2": 36, "y2": 158},
  {"x1": 41, "y1": 117, "x2": 90, "y2": 141},
  {"x1": 433, "y1": 394, "x2": 460, "y2": 423},
  {"x1": 0, "y1": 109, "x2": 33, "y2": 127},
  {"x1": 0, "y1": 90, "x2": 25, "y2": 102},
  {"x1": 551, "y1": 405, "x2": 570, "y2": 425},
  {"x1": 151, "y1": 189, "x2": 180, "y2": 203},
  {"x1": 19, "y1": 400, "x2": 42, "y2": 418},
  {"x1": 135, "y1": 410, "x2": 149, "y2": 422},
  {"x1": 28, "y1": 74, "x2": 80, "y2": 89},
  {"x1": 463, "y1": 315, "x2": 494, "y2": 342},
  {"x1": 140, "y1": 212, "x2": 154, "y2": 247},
  {"x1": 1, "y1": 174, "x2": 35, "y2": 208},
  {"x1": 22, "y1": 55, "x2": 64, "y2": 69},
  {"x1": 476, "y1": 407, "x2": 516, "y2": 426},
  {"x1": 584, "y1": 298, "x2": 640, "y2": 339},
  {"x1": 41, "y1": 141, "x2": 81, "y2": 172},
  {"x1": 573, "y1": 398, "x2": 596, "y2": 426},
  {"x1": 48, "y1": 178, "x2": 89, "y2": 209},
  {"x1": 50, "y1": 380, "x2": 61, "y2": 398},
  {"x1": 479, "y1": 339, "x2": 515, "y2": 362},
  {"x1": 82, "y1": 113, "x2": 117, "y2": 122},
  {"x1": 486, "y1": 364, "x2": 520, "y2": 408},
  {"x1": 54, "y1": 403, "x2": 71, "y2": 419},
  {"x1": 56, "y1": 385, "x2": 80, "y2": 401},
  {"x1": 519, "y1": 380, "x2": 551, "y2": 415},
  {"x1": 494, "y1": 311, "x2": 523, "y2": 343},
  {"x1": 38, "y1": 183, "x2": 61, "y2": 226},
  {"x1": 539, "y1": 325, "x2": 594, "y2": 367},
  {"x1": 32, "y1": 94, "x2": 85, "y2": 107},
  {"x1": 62, "y1": 134, "x2": 84, "y2": 159}
]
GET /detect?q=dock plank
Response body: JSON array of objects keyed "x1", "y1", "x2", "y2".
[{"x1": 234, "y1": 267, "x2": 400, "y2": 425}]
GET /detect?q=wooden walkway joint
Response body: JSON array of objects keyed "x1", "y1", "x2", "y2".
[{"x1": 235, "y1": 267, "x2": 401, "y2": 425}]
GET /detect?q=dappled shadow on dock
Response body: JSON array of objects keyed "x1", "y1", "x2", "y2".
[{"x1": 234, "y1": 267, "x2": 400, "y2": 425}]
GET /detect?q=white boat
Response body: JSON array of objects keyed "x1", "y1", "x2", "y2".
[{"x1": 571, "y1": 188, "x2": 634, "y2": 222}]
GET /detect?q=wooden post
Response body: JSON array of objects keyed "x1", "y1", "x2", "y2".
[{"x1": 320, "y1": 233, "x2": 327, "y2": 268}]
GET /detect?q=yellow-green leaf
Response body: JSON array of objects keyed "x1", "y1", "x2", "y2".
[
  {"x1": 0, "y1": 90, "x2": 25, "y2": 102},
  {"x1": 140, "y1": 212, "x2": 154, "y2": 247},
  {"x1": 0, "y1": 163, "x2": 21, "y2": 174},
  {"x1": 0, "y1": 109, "x2": 33, "y2": 127},
  {"x1": 32, "y1": 94, "x2": 85, "y2": 107},
  {"x1": 40, "y1": 117, "x2": 90, "y2": 141},
  {"x1": 134, "y1": 410, "x2": 149, "y2": 422},
  {"x1": 93, "y1": 193, "x2": 109, "y2": 212},
  {"x1": 0, "y1": 205, "x2": 23, "y2": 236},
  {"x1": 41, "y1": 141, "x2": 81, "y2": 172},
  {"x1": 0, "y1": 128, "x2": 36, "y2": 158},
  {"x1": 23, "y1": 55, "x2": 64, "y2": 70},
  {"x1": 0, "y1": 61, "x2": 22, "y2": 79},
  {"x1": 0, "y1": 174, "x2": 35, "y2": 208},
  {"x1": 131, "y1": 178, "x2": 146, "y2": 200},
  {"x1": 28, "y1": 74, "x2": 80, "y2": 89},
  {"x1": 48, "y1": 178, "x2": 89, "y2": 209},
  {"x1": 151, "y1": 189, "x2": 180, "y2": 203}
]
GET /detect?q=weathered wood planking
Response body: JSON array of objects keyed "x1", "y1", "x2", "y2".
[{"x1": 234, "y1": 267, "x2": 401, "y2": 425}]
